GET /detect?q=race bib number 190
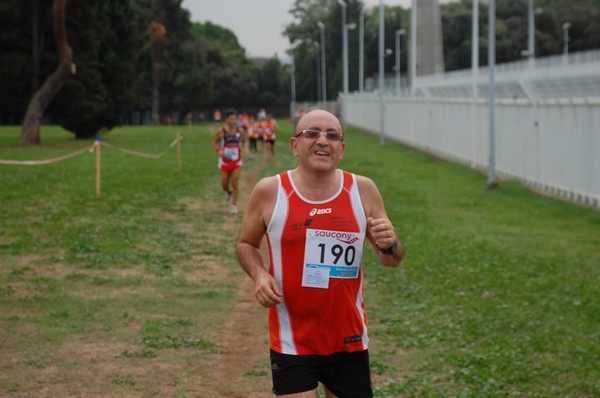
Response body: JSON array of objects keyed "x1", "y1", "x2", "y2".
[{"x1": 302, "y1": 228, "x2": 365, "y2": 289}]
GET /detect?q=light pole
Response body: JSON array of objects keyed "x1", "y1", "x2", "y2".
[
  {"x1": 527, "y1": 0, "x2": 534, "y2": 67},
  {"x1": 395, "y1": 29, "x2": 405, "y2": 95},
  {"x1": 313, "y1": 41, "x2": 321, "y2": 104},
  {"x1": 472, "y1": 0, "x2": 479, "y2": 99},
  {"x1": 562, "y1": 22, "x2": 571, "y2": 64},
  {"x1": 525, "y1": 1, "x2": 543, "y2": 68},
  {"x1": 338, "y1": 0, "x2": 349, "y2": 126},
  {"x1": 290, "y1": 54, "x2": 296, "y2": 123},
  {"x1": 410, "y1": 0, "x2": 417, "y2": 95},
  {"x1": 378, "y1": 0, "x2": 384, "y2": 145},
  {"x1": 359, "y1": 9, "x2": 364, "y2": 93},
  {"x1": 289, "y1": 39, "x2": 305, "y2": 124},
  {"x1": 488, "y1": 0, "x2": 497, "y2": 189},
  {"x1": 317, "y1": 22, "x2": 327, "y2": 107}
]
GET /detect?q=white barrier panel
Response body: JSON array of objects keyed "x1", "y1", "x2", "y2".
[{"x1": 346, "y1": 94, "x2": 600, "y2": 208}]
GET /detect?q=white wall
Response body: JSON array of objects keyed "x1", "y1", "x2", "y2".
[{"x1": 346, "y1": 94, "x2": 600, "y2": 208}]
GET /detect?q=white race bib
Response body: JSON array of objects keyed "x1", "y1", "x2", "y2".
[
  {"x1": 223, "y1": 146, "x2": 239, "y2": 160},
  {"x1": 301, "y1": 228, "x2": 365, "y2": 289}
]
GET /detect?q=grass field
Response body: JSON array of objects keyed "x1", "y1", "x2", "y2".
[{"x1": 1, "y1": 121, "x2": 599, "y2": 397}]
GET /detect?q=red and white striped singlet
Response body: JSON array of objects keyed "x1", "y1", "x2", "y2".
[{"x1": 266, "y1": 170, "x2": 368, "y2": 356}]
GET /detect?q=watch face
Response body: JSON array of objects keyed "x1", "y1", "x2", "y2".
[{"x1": 382, "y1": 241, "x2": 397, "y2": 255}]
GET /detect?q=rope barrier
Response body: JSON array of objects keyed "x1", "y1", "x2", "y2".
[
  {"x1": 0, "y1": 136, "x2": 182, "y2": 165},
  {"x1": 0, "y1": 144, "x2": 95, "y2": 165},
  {"x1": 99, "y1": 136, "x2": 181, "y2": 159},
  {"x1": 1, "y1": 134, "x2": 183, "y2": 196}
]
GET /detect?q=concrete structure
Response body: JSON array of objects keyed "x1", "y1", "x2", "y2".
[{"x1": 408, "y1": 0, "x2": 445, "y2": 88}]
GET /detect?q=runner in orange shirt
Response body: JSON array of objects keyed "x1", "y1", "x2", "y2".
[
  {"x1": 213, "y1": 109, "x2": 222, "y2": 128},
  {"x1": 247, "y1": 118, "x2": 259, "y2": 157},
  {"x1": 263, "y1": 115, "x2": 278, "y2": 160}
]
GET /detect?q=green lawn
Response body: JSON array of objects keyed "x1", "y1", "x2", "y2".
[{"x1": 1, "y1": 122, "x2": 598, "y2": 397}]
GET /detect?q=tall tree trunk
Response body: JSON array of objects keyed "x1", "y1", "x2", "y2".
[
  {"x1": 152, "y1": 58, "x2": 161, "y2": 125},
  {"x1": 148, "y1": 22, "x2": 166, "y2": 126},
  {"x1": 21, "y1": 0, "x2": 73, "y2": 146},
  {"x1": 32, "y1": 0, "x2": 40, "y2": 93}
]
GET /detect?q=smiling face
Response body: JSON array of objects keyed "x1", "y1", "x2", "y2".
[{"x1": 291, "y1": 109, "x2": 345, "y2": 174}]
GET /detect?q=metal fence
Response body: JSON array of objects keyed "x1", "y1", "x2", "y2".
[
  {"x1": 344, "y1": 49, "x2": 600, "y2": 208},
  {"x1": 378, "y1": 49, "x2": 600, "y2": 101}
]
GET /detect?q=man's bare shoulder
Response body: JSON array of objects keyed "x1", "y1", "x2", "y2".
[
  {"x1": 245, "y1": 175, "x2": 279, "y2": 228},
  {"x1": 355, "y1": 174, "x2": 385, "y2": 218},
  {"x1": 251, "y1": 175, "x2": 279, "y2": 198},
  {"x1": 355, "y1": 174, "x2": 378, "y2": 193}
]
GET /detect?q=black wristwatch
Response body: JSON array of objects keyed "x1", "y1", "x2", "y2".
[{"x1": 378, "y1": 240, "x2": 398, "y2": 255}]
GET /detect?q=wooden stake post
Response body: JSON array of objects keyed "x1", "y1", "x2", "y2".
[
  {"x1": 177, "y1": 133, "x2": 182, "y2": 171},
  {"x1": 95, "y1": 137, "x2": 101, "y2": 196}
]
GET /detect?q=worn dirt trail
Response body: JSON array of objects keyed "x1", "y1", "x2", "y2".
[{"x1": 204, "y1": 156, "x2": 274, "y2": 398}]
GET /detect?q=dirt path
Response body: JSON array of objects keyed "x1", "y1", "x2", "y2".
[
  {"x1": 204, "y1": 157, "x2": 274, "y2": 397},
  {"x1": 1, "y1": 155, "x2": 278, "y2": 398}
]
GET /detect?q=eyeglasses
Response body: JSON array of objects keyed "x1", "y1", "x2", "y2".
[{"x1": 294, "y1": 129, "x2": 344, "y2": 141}]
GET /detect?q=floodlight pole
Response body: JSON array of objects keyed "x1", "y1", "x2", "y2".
[
  {"x1": 378, "y1": 0, "x2": 384, "y2": 146},
  {"x1": 359, "y1": 9, "x2": 364, "y2": 93},
  {"x1": 395, "y1": 29, "x2": 405, "y2": 95},
  {"x1": 487, "y1": 0, "x2": 497, "y2": 189},
  {"x1": 472, "y1": 0, "x2": 479, "y2": 99},
  {"x1": 313, "y1": 41, "x2": 321, "y2": 103},
  {"x1": 290, "y1": 55, "x2": 296, "y2": 122},
  {"x1": 527, "y1": 0, "x2": 534, "y2": 68},
  {"x1": 338, "y1": 0, "x2": 349, "y2": 126},
  {"x1": 562, "y1": 22, "x2": 571, "y2": 64},
  {"x1": 317, "y1": 22, "x2": 327, "y2": 106},
  {"x1": 410, "y1": 0, "x2": 417, "y2": 96}
]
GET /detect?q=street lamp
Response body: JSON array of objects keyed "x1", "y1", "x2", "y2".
[
  {"x1": 472, "y1": 0, "x2": 479, "y2": 99},
  {"x1": 317, "y1": 22, "x2": 327, "y2": 106},
  {"x1": 359, "y1": 9, "x2": 364, "y2": 93},
  {"x1": 395, "y1": 29, "x2": 405, "y2": 95},
  {"x1": 313, "y1": 41, "x2": 321, "y2": 103},
  {"x1": 487, "y1": 0, "x2": 497, "y2": 189},
  {"x1": 290, "y1": 53, "x2": 296, "y2": 123},
  {"x1": 525, "y1": 1, "x2": 543, "y2": 68},
  {"x1": 562, "y1": 21, "x2": 571, "y2": 64},
  {"x1": 410, "y1": 0, "x2": 417, "y2": 95},
  {"x1": 289, "y1": 39, "x2": 305, "y2": 123},
  {"x1": 378, "y1": 0, "x2": 384, "y2": 145},
  {"x1": 338, "y1": 0, "x2": 349, "y2": 125}
]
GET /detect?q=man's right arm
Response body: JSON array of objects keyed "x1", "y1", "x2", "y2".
[{"x1": 236, "y1": 177, "x2": 283, "y2": 307}]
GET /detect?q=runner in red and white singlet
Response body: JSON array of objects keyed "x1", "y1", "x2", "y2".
[
  {"x1": 237, "y1": 109, "x2": 404, "y2": 397},
  {"x1": 217, "y1": 127, "x2": 243, "y2": 172},
  {"x1": 212, "y1": 109, "x2": 248, "y2": 214},
  {"x1": 267, "y1": 169, "x2": 368, "y2": 356}
]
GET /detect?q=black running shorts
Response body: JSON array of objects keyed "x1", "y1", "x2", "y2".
[{"x1": 270, "y1": 349, "x2": 373, "y2": 397}]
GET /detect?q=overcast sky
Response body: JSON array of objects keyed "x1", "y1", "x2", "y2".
[{"x1": 181, "y1": 0, "x2": 415, "y2": 59}]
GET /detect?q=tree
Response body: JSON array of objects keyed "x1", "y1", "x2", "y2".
[
  {"x1": 0, "y1": 0, "x2": 52, "y2": 125},
  {"x1": 47, "y1": 0, "x2": 142, "y2": 138},
  {"x1": 20, "y1": 0, "x2": 73, "y2": 145},
  {"x1": 258, "y1": 57, "x2": 287, "y2": 107},
  {"x1": 190, "y1": 21, "x2": 263, "y2": 110},
  {"x1": 284, "y1": 0, "x2": 335, "y2": 102},
  {"x1": 440, "y1": 0, "x2": 600, "y2": 71}
]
